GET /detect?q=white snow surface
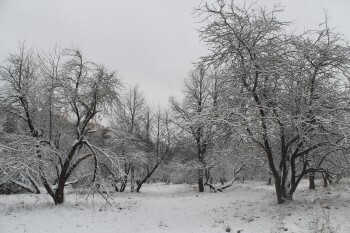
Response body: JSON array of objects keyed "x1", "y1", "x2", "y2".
[{"x1": 1, "y1": 180, "x2": 350, "y2": 233}]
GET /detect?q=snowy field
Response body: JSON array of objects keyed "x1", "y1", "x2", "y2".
[{"x1": 1, "y1": 180, "x2": 350, "y2": 233}]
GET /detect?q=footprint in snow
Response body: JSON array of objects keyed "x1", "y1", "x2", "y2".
[{"x1": 158, "y1": 221, "x2": 168, "y2": 228}]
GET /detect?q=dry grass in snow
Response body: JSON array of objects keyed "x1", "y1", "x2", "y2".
[{"x1": 0, "y1": 180, "x2": 350, "y2": 233}]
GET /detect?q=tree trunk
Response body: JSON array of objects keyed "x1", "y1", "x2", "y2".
[
  {"x1": 198, "y1": 169, "x2": 204, "y2": 192},
  {"x1": 54, "y1": 185, "x2": 65, "y2": 205},
  {"x1": 130, "y1": 165, "x2": 135, "y2": 192},
  {"x1": 120, "y1": 163, "x2": 130, "y2": 192},
  {"x1": 273, "y1": 176, "x2": 284, "y2": 204},
  {"x1": 322, "y1": 173, "x2": 330, "y2": 188},
  {"x1": 136, "y1": 163, "x2": 160, "y2": 193},
  {"x1": 120, "y1": 177, "x2": 127, "y2": 192},
  {"x1": 309, "y1": 172, "x2": 315, "y2": 190},
  {"x1": 323, "y1": 176, "x2": 328, "y2": 188},
  {"x1": 136, "y1": 178, "x2": 146, "y2": 193}
]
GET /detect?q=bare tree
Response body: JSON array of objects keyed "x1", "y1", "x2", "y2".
[
  {"x1": 109, "y1": 84, "x2": 147, "y2": 192},
  {"x1": 0, "y1": 46, "x2": 122, "y2": 204},
  {"x1": 135, "y1": 108, "x2": 172, "y2": 192},
  {"x1": 197, "y1": 0, "x2": 350, "y2": 203},
  {"x1": 170, "y1": 66, "x2": 220, "y2": 192}
]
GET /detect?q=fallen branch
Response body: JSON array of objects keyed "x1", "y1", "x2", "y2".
[{"x1": 205, "y1": 177, "x2": 236, "y2": 193}]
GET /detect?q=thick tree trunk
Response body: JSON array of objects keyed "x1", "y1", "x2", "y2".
[
  {"x1": 309, "y1": 172, "x2": 315, "y2": 190},
  {"x1": 198, "y1": 169, "x2": 204, "y2": 192},
  {"x1": 50, "y1": 140, "x2": 82, "y2": 204},
  {"x1": 54, "y1": 185, "x2": 65, "y2": 205},
  {"x1": 52, "y1": 169, "x2": 69, "y2": 205},
  {"x1": 274, "y1": 177, "x2": 284, "y2": 204}
]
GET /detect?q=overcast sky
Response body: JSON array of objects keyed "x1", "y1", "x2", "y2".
[{"x1": 1, "y1": 0, "x2": 350, "y2": 106}]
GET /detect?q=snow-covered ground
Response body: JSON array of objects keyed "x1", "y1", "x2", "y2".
[{"x1": 1, "y1": 180, "x2": 350, "y2": 233}]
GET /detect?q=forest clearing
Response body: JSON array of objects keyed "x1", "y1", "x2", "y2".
[
  {"x1": 1, "y1": 1, "x2": 350, "y2": 232},
  {"x1": 1, "y1": 180, "x2": 350, "y2": 233}
]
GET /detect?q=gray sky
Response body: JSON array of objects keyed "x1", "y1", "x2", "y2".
[{"x1": 1, "y1": 0, "x2": 350, "y2": 106}]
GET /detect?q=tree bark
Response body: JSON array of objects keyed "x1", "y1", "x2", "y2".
[
  {"x1": 130, "y1": 165, "x2": 135, "y2": 192},
  {"x1": 274, "y1": 177, "x2": 284, "y2": 204},
  {"x1": 54, "y1": 185, "x2": 65, "y2": 205},
  {"x1": 136, "y1": 163, "x2": 160, "y2": 193},
  {"x1": 198, "y1": 169, "x2": 204, "y2": 192},
  {"x1": 322, "y1": 173, "x2": 331, "y2": 188},
  {"x1": 120, "y1": 163, "x2": 131, "y2": 192},
  {"x1": 309, "y1": 172, "x2": 315, "y2": 190},
  {"x1": 323, "y1": 176, "x2": 328, "y2": 187}
]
